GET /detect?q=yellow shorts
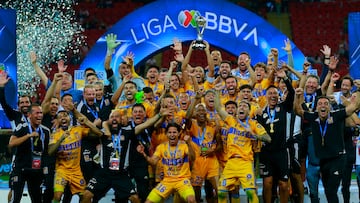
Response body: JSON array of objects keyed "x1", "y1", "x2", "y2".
[
  {"x1": 54, "y1": 169, "x2": 86, "y2": 195},
  {"x1": 190, "y1": 156, "x2": 219, "y2": 186},
  {"x1": 147, "y1": 178, "x2": 195, "y2": 202},
  {"x1": 218, "y1": 158, "x2": 256, "y2": 191}
]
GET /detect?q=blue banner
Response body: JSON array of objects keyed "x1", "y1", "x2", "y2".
[
  {"x1": 79, "y1": 0, "x2": 305, "y2": 75},
  {"x1": 349, "y1": 12, "x2": 360, "y2": 80},
  {"x1": 0, "y1": 9, "x2": 17, "y2": 129}
]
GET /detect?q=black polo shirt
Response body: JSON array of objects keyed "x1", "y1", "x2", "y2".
[{"x1": 304, "y1": 109, "x2": 346, "y2": 160}]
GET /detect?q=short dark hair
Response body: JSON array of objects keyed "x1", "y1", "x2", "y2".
[
  {"x1": 225, "y1": 75, "x2": 237, "y2": 83},
  {"x1": 29, "y1": 103, "x2": 41, "y2": 113},
  {"x1": 17, "y1": 95, "x2": 31, "y2": 105},
  {"x1": 266, "y1": 85, "x2": 278, "y2": 93},
  {"x1": 86, "y1": 72, "x2": 98, "y2": 79},
  {"x1": 124, "y1": 81, "x2": 137, "y2": 89},
  {"x1": 238, "y1": 100, "x2": 251, "y2": 109},
  {"x1": 166, "y1": 122, "x2": 182, "y2": 133},
  {"x1": 239, "y1": 84, "x2": 253, "y2": 91},
  {"x1": 84, "y1": 67, "x2": 96, "y2": 75},
  {"x1": 143, "y1": 86, "x2": 154, "y2": 93},
  {"x1": 146, "y1": 65, "x2": 160, "y2": 74},
  {"x1": 225, "y1": 100, "x2": 238, "y2": 108},
  {"x1": 132, "y1": 103, "x2": 146, "y2": 111},
  {"x1": 220, "y1": 60, "x2": 232, "y2": 67},
  {"x1": 341, "y1": 75, "x2": 354, "y2": 87},
  {"x1": 61, "y1": 93, "x2": 73, "y2": 102}
]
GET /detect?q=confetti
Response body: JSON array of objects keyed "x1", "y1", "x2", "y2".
[{"x1": 0, "y1": 0, "x2": 84, "y2": 95}]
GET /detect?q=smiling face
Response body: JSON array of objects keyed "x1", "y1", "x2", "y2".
[
  {"x1": 211, "y1": 50, "x2": 222, "y2": 66},
  {"x1": 195, "y1": 104, "x2": 207, "y2": 123},
  {"x1": 239, "y1": 87, "x2": 252, "y2": 101},
  {"x1": 341, "y1": 78, "x2": 352, "y2": 96},
  {"x1": 170, "y1": 75, "x2": 180, "y2": 90},
  {"x1": 132, "y1": 106, "x2": 146, "y2": 125},
  {"x1": 266, "y1": 87, "x2": 279, "y2": 108},
  {"x1": 146, "y1": 67, "x2": 159, "y2": 84},
  {"x1": 237, "y1": 53, "x2": 249, "y2": 71},
  {"x1": 316, "y1": 97, "x2": 331, "y2": 120},
  {"x1": 193, "y1": 66, "x2": 205, "y2": 83},
  {"x1": 167, "y1": 126, "x2": 180, "y2": 146},
  {"x1": 124, "y1": 83, "x2": 137, "y2": 101},
  {"x1": 57, "y1": 111, "x2": 70, "y2": 129},
  {"x1": 305, "y1": 76, "x2": 319, "y2": 95},
  {"x1": 225, "y1": 77, "x2": 237, "y2": 95},
  {"x1": 18, "y1": 96, "x2": 31, "y2": 114},
  {"x1": 178, "y1": 93, "x2": 190, "y2": 110},
  {"x1": 83, "y1": 87, "x2": 96, "y2": 105},
  {"x1": 94, "y1": 84, "x2": 104, "y2": 100},
  {"x1": 204, "y1": 91, "x2": 215, "y2": 109},
  {"x1": 219, "y1": 62, "x2": 231, "y2": 79},
  {"x1": 49, "y1": 97, "x2": 59, "y2": 116},
  {"x1": 254, "y1": 65, "x2": 266, "y2": 82},
  {"x1": 225, "y1": 103, "x2": 237, "y2": 117},
  {"x1": 237, "y1": 101, "x2": 250, "y2": 121},
  {"x1": 29, "y1": 105, "x2": 43, "y2": 127},
  {"x1": 119, "y1": 63, "x2": 131, "y2": 78}
]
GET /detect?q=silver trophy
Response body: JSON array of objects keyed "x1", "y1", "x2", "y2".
[{"x1": 192, "y1": 16, "x2": 207, "y2": 50}]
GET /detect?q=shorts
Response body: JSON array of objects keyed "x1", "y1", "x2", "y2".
[
  {"x1": 86, "y1": 169, "x2": 137, "y2": 200},
  {"x1": 147, "y1": 178, "x2": 194, "y2": 202},
  {"x1": 190, "y1": 156, "x2": 219, "y2": 186},
  {"x1": 259, "y1": 149, "x2": 289, "y2": 181},
  {"x1": 54, "y1": 169, "x2": 86, "y2": 195},
  {"x1": 218, "y1": 158, "x2": 256, "y2": 191}
]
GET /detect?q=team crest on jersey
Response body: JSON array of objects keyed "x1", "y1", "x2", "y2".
[
  {"x1": 164, "y1": 151, "x2": 168, "y2": 157},
  {"x1": 246, "y1": 174, "x2": 252, "y2": 179},
  {"x1": 120, "y1": 135, "x2": 125, "y2": 141},
  {"x1": 327, "y1": 116, "x2": 334, "y2": 124},
  {"x1": 275, "y1": 107, "x2": 280, "y2": 112},
  {"x1": 74, "y1": 132, "x2": 80, "y2": 139},
  {"x1": 105, "y1": 99, "x2": 110, "y2": 106},
  {"x1": 263, "y1": 113, "x2": 268, "y2": 119}
]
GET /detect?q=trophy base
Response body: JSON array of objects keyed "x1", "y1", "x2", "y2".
[{"x1": 192, "y1": 40, "x2": 206, "y2": 50}]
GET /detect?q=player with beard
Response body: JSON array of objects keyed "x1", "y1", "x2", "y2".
[
  {"x1": 137, "y1": 123, "x2": 196, "y2": 203},
  {"x1": 185, "y1": 98, "x2": 221, "y2": 203},
  {"x1": 215, "y1": 86, "x2": 271, "y2": 203},
  {"x1": 220, "y1": 76, "x2": 240, "y2": 105},
  {"x1": 295, "y1": 89, "x2": 360, "y2": 203},
  {"x1": 82, "y1": 106, "x2": 171, "y2": 203},
  {"x1": 144, "y1": 65, "x2": 164, "y2": 100},
  {"x1": 112, "y1": 79, "x2": 153, "y2": 119},
  {"x1": 206, "y1": 49, "x2": 222, "y2": 78},
  {"x1": 8, "y1": 104, "x2": 51, "y2": 203},
  {"x1": 143, "y1": 87, "x2": 157, "y2": 105},
  {"x1": 49, "y1": 110, "x2": 103, "y2": 203},
  {"x1": 0, "y1": 72, "x2": 32, "y2": 202},
  {"x1": 231, "y1": 52, "x2": 254, "y2": 81},
  {"x1": 256, "y1": 69, "x2": 294, "y2": 203}
]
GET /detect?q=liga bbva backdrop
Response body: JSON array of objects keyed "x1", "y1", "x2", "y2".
[
  {"x1": 79, "y1": 0, "x2": 306, "y2": 74},
  {"x1": 349, "y1": 12, "x2": 360, "y2": 80},
  {"x1": 0, "y1": 9, "x2": 17, "y2": 129}
]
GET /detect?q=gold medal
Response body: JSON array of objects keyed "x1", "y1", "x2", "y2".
[{"x1": 270, "y1": 123, "x2": 274, "y2": 133}]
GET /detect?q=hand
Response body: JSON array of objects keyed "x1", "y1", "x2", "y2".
[
  {"x1": 214, "y1": 83, "x2": 223, "y2": 91},
  {"x1": 183, "y1": 135, "x2": 191, "y2": 143},
  {"x1": 170, "y1": 38, "x2": 182, "y2": 53},
  {"x1": 276, "y1": 69, "x2": 286, "y2": 78},
  {"x1": 0, "y1": 72, "x2": 10, "y2": 87},
  {"x1": 29, "y1": 132, "x2": 39, "y2": 138},
  {"x1": 331, "y1": 72, "x2": 340, "y2": 82},
  {"x1": 29, "y1": 51, "x2": 37, "y2": 64},
  {"x1": 281, "y1": 38, "x2": 292, "y2": 53},
  {"x1": 271, "y1": 48, "x2": 279, "y2": 57},
  {"x1": 203, "y1": 40, "x2": 210, "y2": 51},
  {"x1": 295, "y1": 87, "x2": 303, "y2": 96},
  {"x1": 77, "y1": 116, "x2": 88, "y2": 125},
  {"x1": 53, "y1": 73, "x2": 63, "y2": 82},
  {"x1": 267, "y1": 53, "x2": 274, "y2": 64},
  {"x1": 61, "y1": 130, "x2": 70, "y2": 142},
  {"x1": 195, "y1": 91, "x2": 202, "y2": 100},
  {"x1": 159, "y1": 106, "x2": 172, "y2": 117},
  {"x1": 105, "y1": 33, "x2": 121, "y2": 50},
  {"x1": 320, "y1": 45, "x2": 331, "y2": 57},
  {"x1": 136, "y1": 144, "x2": 145, "y2": 154},
  {"x1": 57, "y1": 59, "x2": 68, "y2": 73},
  {"x1": 174, "y1": 52, "x2": 184, "y2": 62},
  {"x1": 122, "y1": 51, "x2": 135, "y2": 66},
  {"x1": 169, "y1": 61, "x2": 177, "y2": 70},
  {"x1": 340, "y1": 95, "x2": 350, "y2": 106},
  {"x1": 94, "y1": 118, "x2": 102, "y2": 127},
  {"x1": 123, "y1": 73, "x2": 132, "y2": 83},
  {"x1": 328, "y1": 56, "x2": 339, "y2": 71}
]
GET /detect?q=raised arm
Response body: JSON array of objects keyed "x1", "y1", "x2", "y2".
[
  {"x1": 135, "y1": 107, "x2": 171, "y2": 135},
  {"x1": 48, "y1": 131, "x2": 69, "y2": 156},
  {"x1": 326, "y1": 72, "x2": 340, "y2": 96},
  {"x1": 321, "y1": 56, "x2": 338, "y2": 95},
  {"x1": 111, "y1": 74, "x2": 131, "y2": 105},
  {"x1": 78, "y1": 116, "x2": 103, "y2": 137},
  {"x1": 136, "y1": 144, "x2": 160, "y2": 166},
  {"x1": 8, "y1": 131, "x2": 39, "y2": 148},
  {"x1": 214, "y1": 85, "x2": 229, "y2": 120},
  {"x1": 42, "y1": 73, "x2": 63, "y2": 114},
  {"x1": 30, "y1": 51, "x2": 49, "y2": 87},
  {"x1": 294, "y1": 88, "x2": 305, "y2": 118},
  {"x1": 204, "y1": 40, "x2": 214, "y2": 78}
]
